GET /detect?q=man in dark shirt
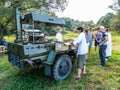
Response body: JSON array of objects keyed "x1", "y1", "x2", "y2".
[{"x1": 99, "y1": 26, "x2": 108, "y2": 66}]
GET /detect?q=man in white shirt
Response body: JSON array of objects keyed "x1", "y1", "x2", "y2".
[
  {"x1": 56, "y1": 29, "x2": 63, "y2": 42},
  {"x1": 73, "y1": 27, "x2": 88, "y2": 79}
]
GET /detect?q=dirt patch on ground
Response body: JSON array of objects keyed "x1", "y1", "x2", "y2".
[{"x1": 112, "y1": 44, "x2": 120, "y2": 51}]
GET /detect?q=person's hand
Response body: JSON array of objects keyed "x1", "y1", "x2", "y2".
[
  {"x1": 74, "y1": 44, "x2": 78, "y2": 47},
  {"x1": 96, "y1": 40, "x2": 100, "y2": 43},
  {"x1": 99, "y1": 42, "x2": 103, "y2": 46},
  {"x1": 64, "y1": 42, "x2": 71, "y2": 46},
  {"x1": 69, "y1": 40, "x2": 73, "y2": 44}
]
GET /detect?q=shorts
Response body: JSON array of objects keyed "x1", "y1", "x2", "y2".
[
  {"x1": 78, "y1": 54, "x2": 87, "y2": 69},
  {"x1": 89, "y1": 40, "x2": 92, "y2": 46},
  {"x1": 94, "y1": 40, "x2": 99, "y2": 46}
]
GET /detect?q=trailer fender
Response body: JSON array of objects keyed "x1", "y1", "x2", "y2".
[
  {"x1": 44, "y1": 50, "x2": 56, "y2": 76},
  {"x1": 45, "y1": 50, "x2": 57, "y2": 65}
]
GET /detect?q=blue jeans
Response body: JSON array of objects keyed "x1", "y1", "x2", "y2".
[
  {"x1": 99, "y1": 45, "x2": 107, "y2": 66},
  {"x1": 89, "y1": 40, "x2": 92, "y2": 46}
]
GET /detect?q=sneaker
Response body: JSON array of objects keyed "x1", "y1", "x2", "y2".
[{"x1": 105, "y1": 58, "x2": 108, "y2": 62}]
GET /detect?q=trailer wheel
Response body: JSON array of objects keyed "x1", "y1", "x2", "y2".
[{"x1": 53, "y1": 54, "x2": 72, "y2": 80}]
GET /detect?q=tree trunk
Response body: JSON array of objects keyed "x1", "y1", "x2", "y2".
[
  {"x1": 0, "y1": 24, "x2": 3, "y2": 45},
  {"x1": 0, "y1": 16, "x2": 13, "y2": 44},
  {"x1": 0, "y1": 32, "x2": 3, "y2": 45}
]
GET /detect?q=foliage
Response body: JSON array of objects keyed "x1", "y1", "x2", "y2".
[
  {"x1": 64, "y1": 18, "x2": 84, "y2": 31},
  {"x1": 0, "y1": 1, "x2": 15, "y2": 44},
  {"x1": 97, "y1": 13, "x2": 114, "y2": 28},
  {"x1": 109, "y1": 0, "x2": 120, "y2": 11},
  {"x1": 0, "y1": 0, "x2": 95, "y2": 43},
  {"x1": 109, "y1": 0, "x2": 120, "y2": 33},
  {"x1": 109, "y1": 13, "x2": 120, "y2": 33},
  {"x1": 64, "y1": 17, "x2": 95, "y2": 32},
  {"x1": 0, "y1": 0, "x2": 69, "y2": 43},
  {"x1": 82, "y1": 20, "x2": 94, "y2": 30},
  {"x1": 4, "y1": 35, "x2": 15, "y2": 42}
]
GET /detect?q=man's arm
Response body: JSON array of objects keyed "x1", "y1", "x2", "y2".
[
  {"x1": 73, "y1": 35, "x2": 82, "y2": 45},
  {"x1": 99, "y1": 36, "x2": 108, "y2": 46},
  {"x1": 93, "y1": 32, "x2": 96, "y2": 40}
]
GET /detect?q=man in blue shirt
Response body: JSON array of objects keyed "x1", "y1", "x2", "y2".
[{"x1": 99, "y1": 26, "x2": 108, "y2": 66}]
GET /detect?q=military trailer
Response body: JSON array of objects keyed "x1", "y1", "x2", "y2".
[{"x1": 8, "y1": 8, "x2": 77, "y2": 80}]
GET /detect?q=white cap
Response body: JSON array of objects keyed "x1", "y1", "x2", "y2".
[
  {"x1": 99, "y1": 26, "x2": 105, "y2": 30},
  {"x1": 59, "y1": 29, "x2": 63, "y2": 33}
]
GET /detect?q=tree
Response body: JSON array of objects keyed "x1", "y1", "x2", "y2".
[
  {"x1": 0, "y1": 0, "x2": 69, "y2": 44},
  {"x1": 82, "y1": 20, "x2": 94, "y2": 30},
  {"x1": 97, "y1": 13, "x2": 114, "y2": 28},
  {"x1": 109, "y1": 14, "x2": 120, "y2": 33},
  {"x1": 63, "y1": 17, "x2": 95, "y2": 32},
  {"x1": 109, "y1": 0, "x2": 120, "y2": 32},
  {"x1": 109, "y1": 0, "x2": 120, "y2": 11}
]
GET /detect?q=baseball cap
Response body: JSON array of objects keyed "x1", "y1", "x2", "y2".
[{"x1": 99, "y1": 26, "x2": 105, "y2": 30}]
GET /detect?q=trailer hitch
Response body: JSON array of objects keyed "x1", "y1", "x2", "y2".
[
  {"x1": 16, "y1": 59, "x2": 33, "y2": 67},
  {"x1": 25, "y1": 59, "x2": 33, "y2": 67}
]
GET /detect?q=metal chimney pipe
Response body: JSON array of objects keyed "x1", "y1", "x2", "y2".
[{"x1": 15, "y1": 7, "x2": 22, "y2": 43}]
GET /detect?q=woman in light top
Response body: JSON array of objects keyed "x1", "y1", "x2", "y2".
[
  {"x1": 105, "y1": 28, "x2": 112, "y2": 61},
  {"x1": 56, "y1": 29, "x2": 63, "y2": 42}
]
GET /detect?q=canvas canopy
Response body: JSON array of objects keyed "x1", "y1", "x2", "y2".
[{"x1": 22, "y1": 13, "x2": 65, "y2": 26}]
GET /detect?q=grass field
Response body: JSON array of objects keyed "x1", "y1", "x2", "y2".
[{"x1": 0, "y1": 32, "x2": 120, "y2": 90}]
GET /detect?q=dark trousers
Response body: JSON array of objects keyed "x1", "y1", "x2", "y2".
[{"x1": 99, "y1": 45, "x2": 107, "y2": 66}]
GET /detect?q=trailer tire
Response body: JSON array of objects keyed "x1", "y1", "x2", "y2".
[{"x1": 53, "y1": 54, "x2": 72, "y2": 80}]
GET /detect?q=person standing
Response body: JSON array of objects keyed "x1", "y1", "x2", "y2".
[
  {"x1": 44, "y1": 31, "x2": 49, "y2": 41},
  {"x1": 88, "y1": 27, "x2": 93, "y2": 55},
  {"x1": 94, "y1": 28, "x2": 101, "y2": 54},
  {"x1": 73, "y1": 27, "x2": 88, "y2": 78},
  {"x1": 99, "y1": 26, "x2": 108, "y2": 66},
  {"x1": 105, "y1": 28, "x2": 112, "y2": 61},
  {"x1": 85, "y1": 30, "x2": 90, "y2": 60},
  {"x1": 56, "y1": 29, "x2": 63, "y2": 42},
  {"x1": 85, "y1": 30, "x2": 90, "y2": 46}
]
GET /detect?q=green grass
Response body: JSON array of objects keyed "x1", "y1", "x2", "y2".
[
  {"x1": 0, "y1": 55, "x2": 12, "y2": 72},
  {"x1": 4, "y1": 35, "x2": 16, "y2": 42},
  {"x1": 0, "y1": 32, "x2": 120, "y2": 90},
  {"x1": 1, "y1": 50, "x2": 120, "y2": 90},
  {"x1": 49, "y1": 31, "x2": 78, "y2": 40},
  {"x1": 111, "y1": 35, "x2": 120, "y2": 51}
]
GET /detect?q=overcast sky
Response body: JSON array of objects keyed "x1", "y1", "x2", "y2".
[{"x1": 56, "y1": 0, "x2": 114, "y2": 23}]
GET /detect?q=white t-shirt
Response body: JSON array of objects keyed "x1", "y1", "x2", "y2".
[
  {"x1": 105, "y1": 32, "x2": 112, "y2": 57},
  {"x1": 73, "y1": 32, "x2": 88, "y2": 55},
  {"x1": 56, "y1": 32, "x2": 62, "y2": 42}
]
